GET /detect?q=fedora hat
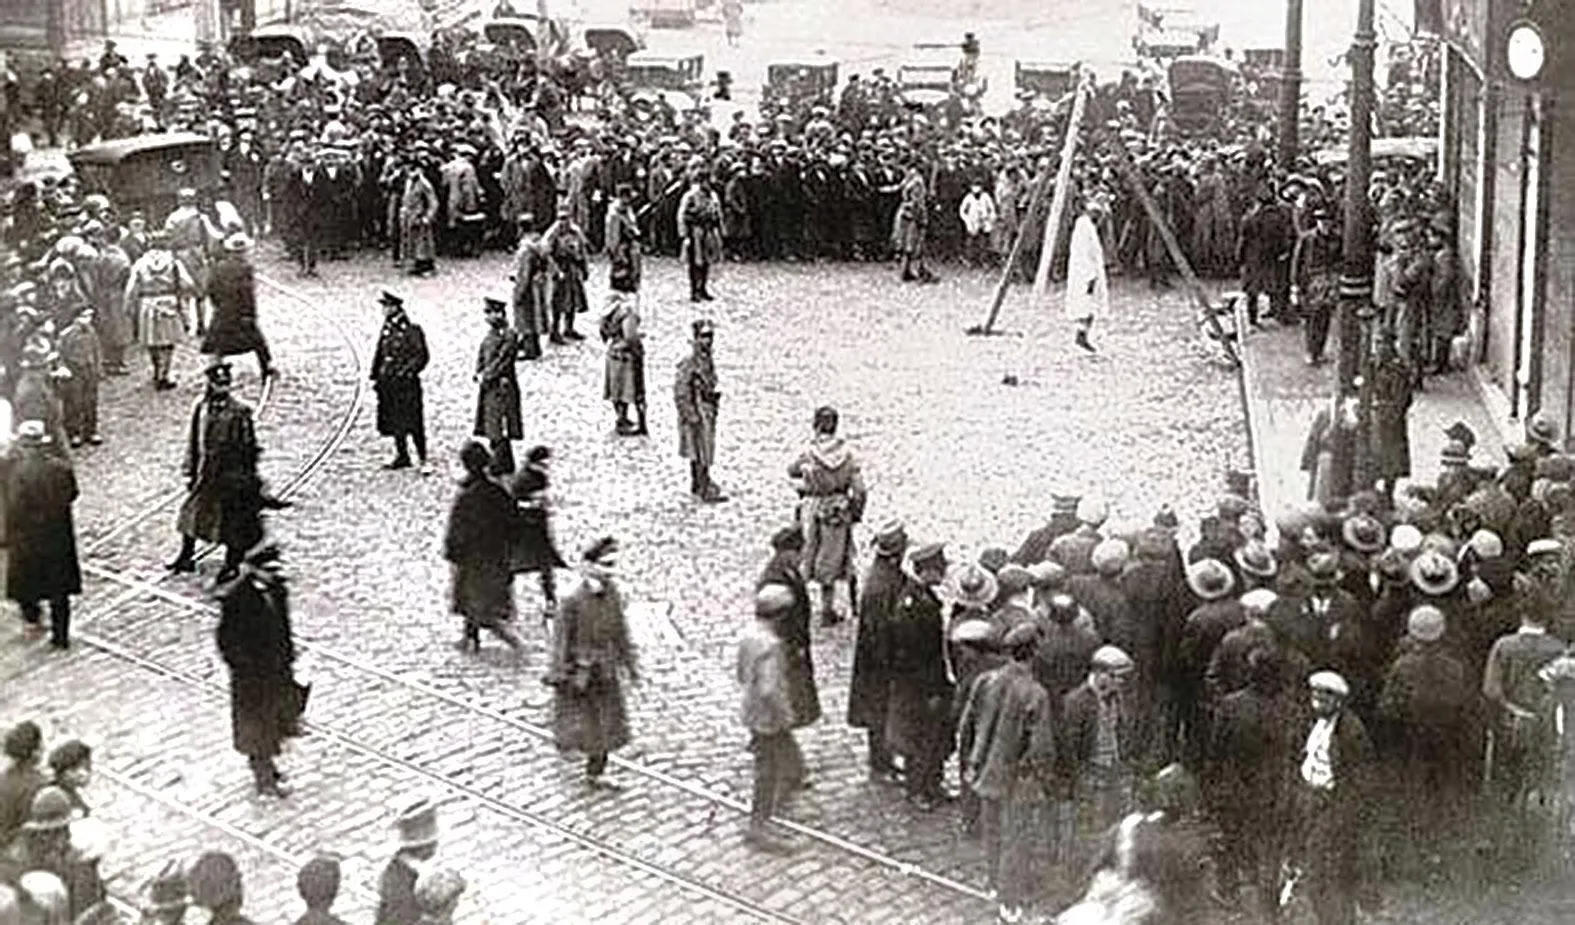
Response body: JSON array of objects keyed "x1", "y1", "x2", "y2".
[
  {"x1": 1409, "y1": 551, "x2": 1459, "y2": 596},
  {"x1": 872, "y1": 520, "x2": 908, "y2": 557},
  {"x1": 14, "y1": 420, "x2": 50, "y2": 445},
  {"x1": 1341, "y1": 514, "x2": 1385, "y2": 554},
  {"x1": 943, "y1": 562, "x2": 998, "y2": 610},
  {"x1": 395, "y1": 797, "x2": 439, "y2": 849},
  {"x1": 1233, "y1": 541, "x2": 1278, "y2": 579},
  {"x1": 1186, "y1": 559, "x2": 1234, "y2": 600}
]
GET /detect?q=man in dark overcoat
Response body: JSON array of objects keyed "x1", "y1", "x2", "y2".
[
  {"x1": 168, "y1": 362, "x2": 268, "y2": 583},
  {"x1": 370, "y1": 292, "x2": 430, "y2": 473},
  {"x1": 850, "y1": 520, "x2": 908, "y2": 782},
  {"x1": 1237, "y1": 182, "x2": 1293, "y2": 326},
  {"x1": 473, "y1": 298, "x2": 522, "y2": 476},
  {"x1": 543, "y1": 203, "x2": 589, "y2": 343},
  {"x1": 215, "y1": 541, "x2": 305, "y2": 798},
  {"x1": 1287, "y1": 671, "x2": 1376, "y2": 925},
  {"x1": 1010, "y1": 493, "x2": 1081, "y2": 565},
  {"x1": 201, "y1": 234, "x2": 274, "y2": 380},
  {"x1": 3, "y1": 421, "x2": 81, "y2": 650},
  {"x1": 508, "y1": 445, "x2": 567, "y2": 617},
  {"x1": 375, "y1": 798, "x2": 439, "y2": 925},
  {"x1": 445, "y1": 441, "x2": 527, "y2": 655},
  {"x1": 756, "y1": 524, "x2": 821, "y2": 789},
  {"x1": 884, "y1": 542, "x2": 954, "y2": 809}
]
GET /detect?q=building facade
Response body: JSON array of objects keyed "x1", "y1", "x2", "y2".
[{"x1": 1440, "y1": 0, "x2": 1575, "y2": 443}]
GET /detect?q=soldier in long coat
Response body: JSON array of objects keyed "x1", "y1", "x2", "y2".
[
  {"x1": 201, "y1": 234, "x2": 274, "y2": 379},
  {"x1": 215, "y1": 541, "x2": 305, "y2": 797},
  {"x1": 369, "y1": 292, "x2": 429, "y2": 473},
  {"x1": 757, "y1": 525, "x2": 823, "y2": 741},
  {"x1": 399, "y1": 156, "x2": 438, "y2": 276},
  {"x1": 444, "y1": 441, "x2": 527, "y2": 655},
  {"x1": 891, "y1": 163, "x2": 936, "y2": 283},
  {"x1": 162, "y1": 187, "x2": 217, "y2": 333},
  {"x1": 604, "y1": 185, "x2": 642, "y2": 294},
  {"x1": 3, "y1": 421, "x2": 81, "y2": 650},
  {"x1": 547, "y1": 536, "x2": 639, "y2": 787},
  {"x1": 169, "y1": 362, "x2": 266, "y2": 582},
  {"x1": 600, "y1": 292, "x2": 645, "y2": 436},
  {"x1": 123, "y1": 230, "x2": 196, "y2": 390},
  {"x1": 850, "y1": 521, "x2": 909, "y2": 781},
  {"x1": 511, "y1": 232, "x2": 551, "y2": 360},
  {"x1": 674, "y1": 319, "x2": 725, "y2": 502},
  {"x1": 543, "y1": 203, "x2": 590, "y2": 343},
  {"x1": 677, "y1": 172, "x2": 723, "y2": 302},
  {"x1": 473, "y1": 299, "x2": 522, "y2": 476},
  {"x1": 886, "y1": 542, "x2": 954, "y2": 809},
  {"x1": 440, "y1": 147, "x2": 483, "y2": 257},
  {"x1": 788, "y1": 405, "x2": 867, "y2": 624},
  {"x1": 83, "y1": 223, "x2": 131, "y2": 376}
]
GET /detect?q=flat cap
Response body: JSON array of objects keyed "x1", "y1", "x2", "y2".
[
  {"x1": 1091, "y1": 645, "x2": 1133, "y2": 671},
  {"x1": 1308, "y1": 670, "x2": 1350, "y2": 697}
]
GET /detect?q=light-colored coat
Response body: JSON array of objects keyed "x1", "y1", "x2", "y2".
[
  {"x1": 959, "y1": 190, "x2": 997, "y2": 237},
  {"x1": 1064, "y1": 213, "x2": 1109, "y2": 322}
]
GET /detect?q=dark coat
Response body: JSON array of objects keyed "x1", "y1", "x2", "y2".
[
  {"x1": 1377, "y1": 642, "x2": 1474, "y2": 793},
  {"x1": 444, "y1": 474, "x2": 517, "y2": 628},
  {"x1": 0, "y1": 764, "x2": 46, "y2": 845},
  {"x1": 175, "y1": 395, "x2": 262, "y2": 549},
  {"x1": 1069, "y1": 573, "x2": 1140, "y2": 665},
  {"x1": 548, "y1": 575, "x2": 637, "y2": 754},
  {"x1": 957, "y1": 660, "x2": 1056, "y2": 801},
  {"x1": 507, "y1": 463, "x2": 566, "y2": 575},
  {"x1": 371, "y1": 318, "x2": 428, "y2": 438},
  {"x1": 473, "y1": 325, "x2": 522, "y2": 441},
  {"x1": 3, "y1": 445, "x2": 81, "y2": 602},
  {"x1": 1060, "y1": 682, "x2": 1151, "y2": 785},
  {"x1": 757, "y1": 550, "x2": 822, "y2": 728},
  {"x1": 883, "y1": 576, "x2": 953, "y2": 759},
  {"x1": 374, "y1": 854, "x2": 421, "y2": 925},
  {"x1": 1208, "y1": 684, "x2": 1295, "y2": 828},
  {"x1": 1011, "y1": 514, "x2": 1079, "y2": 565},
  {"x1": 1237, "y1": 201, "x2": 1293, "y2": 290},
  {"x1": 848, "y1": 554, "x2": 904, "y2": 729},
  {"x1": 201, "y1": 254, "x2": 267, "y2": 357},
  {"x1": 1289, "y1": 709, "x2": 1375, "y2": 903},
  {"x1": 216, "y1": 574, "x2": 303, "y2": 758},
  {"x1": 1030, "y1": 617, "x2": 1102, "y2": 709}
]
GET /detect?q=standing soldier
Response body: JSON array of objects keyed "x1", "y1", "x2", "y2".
[
  {"x1": 473, "y1": 299, "x2": 522, "y2": 476},
  {"x1": 849, "y1": 521, "x2": 909, "y2": 782},
  {"x1": 891, "y1": 161, "x2": 936, "y2": 283},
  {"x1": 162, "y1": 188, "x2": 217, "y2": 334},
  {"x1": 600, "y1": 291, "x2": 646, "y2": 436},
  {"x1": 215, "y1": 541, "x2": 306, "y2": 798},
  {"x1": 55, "y1": 306, "x2": 103, "y2": 448},
  {"x1": 124, "y1": 230, "x2": 196, "y2": 391},
  {"x1": 375, "y1": 798, "x2": 439, "y2": 925},
  {"x1": 674, "y1": 319, "x2": 726, "y2": 502},
  {"x1": 605, "y1": 184, "x2": 643, "y2": 294},
  {"x1": 399, "y1": 150, "x2": 438, "y2": 277},
  {"x1": 737, "y1": 584, "x2": 800, "y2": 854},
  {"x1": 83, "y1": 220, "x2": 131, "y2": 377},
  {"x1": 167, "y1": 362, "x2": 266, "y2": 582},
  {"x1": 2, "y1": 421, "x2": 80, "y2": 651},
  {"x1": 510, "y1": 231, "x2": 551, "y2": 360},
  {"x1": 370, "y1": 292, "x2": 430, "y2": 474},
  {"x1": 547, "y1": 536, "x2": 640, "y2": 789},
  {"x1": 202, "y1": 233, "x2": 275, "y2": 380},
  {"x1": 886, "y1": 542, "x2": 954, "y2": 809},
  {"x1": 788, "y1": 405, "x2": 867, "y2": 624},
  {"x1": 444, "y1": 441, "x2": 528, "y2": 656},
  {"x1": 508, "y1": 445, "x2": 567, "y2": 619},
  {"x1": 677, "y1": 168, "x2": 724, "y2": 302},
  {"x1": 543, "y1": 202, "x2": 590, "y2": 343}
]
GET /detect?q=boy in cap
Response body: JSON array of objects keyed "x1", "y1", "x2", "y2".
[{"x1": 736, "y1": 584, "x2": 801, "y2": 854}]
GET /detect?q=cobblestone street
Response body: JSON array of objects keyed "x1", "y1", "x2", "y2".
[{"x1": 3, "y1": 245, "x2": 1246, "y2": 922}]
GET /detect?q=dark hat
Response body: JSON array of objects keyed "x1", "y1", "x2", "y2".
[
  {"x1": 296, "y1": 856, "x2": 341, "y2": 908},
  {"x1": 1001, "y1": 621, "x2": 1041, "y2": 651},
  {"x1": 188, "y1": 852, "x2": 243, "y2": 910},
  {"x1": 770, "y1": 524, "x2": 805, "y2": 552},
  {"x1": 872, "y1": 520, "x2": 908, "y2": 557},
  {"x1": 204, "y1": 360, "x2": 233, "y2": 386},
  {"x1": 1444, "y1": 420, "x2": 1477, "y2": 448},
  {"x1": 483, "y1": 297, "x2": 507, "y2": 313},
  {"x1": 145, "y1": 860, "x2": 189, "y2": 912},
  {"x1": 995, "y1": 563, "x2": 1033, "y2": 597},
  {"x1": 977, "y1": 547, "x2": 1010, "y2": 574},
  {"x1": 583, "y1": 536, "x2": 620, "y2": 563},
  {"x1": 1152, "y1": 505, "x2": 1180, "y2": 529},
  {"x1": 22, "y1": 787, "x2": 73, "y2": 831},
  {"x1": 3, "y1": 721, "x2": 42, "y2": 761},
  {"x1": 692, "y1": 318, "x2": 715, "y2": 338},
  {"x1": 1186, "y1": 559, "x2": 1234, "y2": 600},
  {"x1": 1234, "y1": 542, "x2": 1278, "y2": 579},
  {"x1": 910, "y1": 542, "x2": 946, "y2": 571},
  {"x1": 245, "y1": 540, "x2": 282, "y2": 567},
  {"x1": 46, "y1": 740, "x2": 90, "y2": 774},
  {"x1": 1341, "y1": 514, "x2": 1385, "y2": 553},
  {"x1": 379, "y1": 290, "x2": 404, "y2": 308}
]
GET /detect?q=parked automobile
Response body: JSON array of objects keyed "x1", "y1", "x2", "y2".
[
  {"x1": 228, "y1": 24, "x2": 315, "y2": 65},
  {"x1": 1166, "y1": 55, "x2": 1237, "y2": 134},
  {"x1": 1014, "y1": 60, "x2": 1076, "y2": 99},
  {"x1": 67, "y1": 133, "x2": 221, "y2": 224},
  {"x1": 764, "y1": 60, "x2": 839, "y2": 106}
]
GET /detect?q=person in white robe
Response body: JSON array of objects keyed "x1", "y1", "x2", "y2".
[{"x1": 1064, "y1": 199, "x2": 1110, "y2": 353}]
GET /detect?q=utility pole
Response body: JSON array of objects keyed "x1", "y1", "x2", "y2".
[
  {"x1": 1330, "y1": 0, "x2": 1378, "y2": 498},
  {"x1": 1277, "y1": 0, "x2": 1304, "y2": 168}
]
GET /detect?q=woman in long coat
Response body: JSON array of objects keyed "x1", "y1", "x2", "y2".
[
  {"x1": 201, "y1": 236, "x2": 272, "y2": 378},
  {"x1": 547, "y1": 536, "x2": 639, "y2": 786},
  {"x1": 215, "y1": 543, "x2": 303, "y2": 797},
  {"x1": 4, "y1": 423, "x2": 81, "y2": 650},
  {"x1": 399, "y1": 160, "x2": 438, "y2": 276},
  {"x1": 508, "y1": 445, "x2": 567, "y2": 614},
  {"x1": 601, "y1": 292, "x2": 645, "y2": 436},
  {"x1": 443, "y1": 441, "x2": 526, "y2": 654}
]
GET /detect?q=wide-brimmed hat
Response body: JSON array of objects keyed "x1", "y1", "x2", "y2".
[
  {"x1": 21, "y1": 787, "x2": 72, "y2": 831},
  {"x1": 395, "y1": 797, "x2": 439, "y2": 848},
  {"x1": 872, "y1": 520, "x2": 908, "y2": 557},
  {"x1": 1341, "y1": 514, "x2": 1385, "y2": 553},
  {"x1": 1186, "y1": 559, "x2": 1234, "y2": 600},
  {"x1": 910, "y1": 542, "x2": 946, "y2": 572},
  {"x1": 943, "y1": 562, "x2": 998, "y2": 609},
  {"x1": 1409, "y1": 551, "x2": 1459, "y2": 596},
  {"x1": 1233, "y1": 541, "x2": 1278, "y2": 579}
]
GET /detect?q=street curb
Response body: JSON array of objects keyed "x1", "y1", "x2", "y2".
[
  {"x1": 1232, "y1": 298, "x2": 1281, "y2": 532},
  {"x1": 1468, "y1": 362, "x2": 1523, "y2": 459}
]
